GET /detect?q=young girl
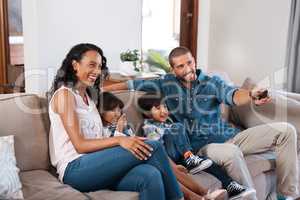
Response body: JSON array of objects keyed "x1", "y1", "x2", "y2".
[
  {"x1": 99, "y1": 92, "x2": 227, "y2": 200},
  {"x1": 99, "y1": 92, "x2": 134, "y2": 138}
]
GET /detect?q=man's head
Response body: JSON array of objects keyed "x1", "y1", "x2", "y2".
[
  {"x1": 168, "y1": 47, "x2": 197, "y2": 82},
  {"x1": 138, "y1": 93, "x2": 169, "y2": 123}
]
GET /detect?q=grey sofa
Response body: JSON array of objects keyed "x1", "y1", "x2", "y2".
[{"x1": 0, "y1": 90, "x2": 299, "y2": 200}]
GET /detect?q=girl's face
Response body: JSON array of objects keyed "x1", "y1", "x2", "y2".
[
  {"x1": 102, "y1": 106, "x2": 122, "y2": 124},
  {"x1": 72, "y1": 50, "x2": 102, "y2": 87},
  {"x1": 150, "y1": 104, "x2": 169, "y2": 123}
]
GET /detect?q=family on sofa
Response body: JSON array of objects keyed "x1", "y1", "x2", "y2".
[{"x1": 48, "y1": 43, "x2": 299, "y2": 200}]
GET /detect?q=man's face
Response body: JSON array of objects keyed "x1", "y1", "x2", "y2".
[{"x1": 171, "y1": 52, "x2": 197, "y2": 82}]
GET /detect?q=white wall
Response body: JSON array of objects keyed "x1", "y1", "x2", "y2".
[
  {"x1": 197, "y1": 0, "x2": 291, "y2": 86},
  {"x1": 197, "y1": 0, "x2": 210, "y2": 71},
  {"x1": 22, "y1": 0, "x2": 142, "y2": 94}
]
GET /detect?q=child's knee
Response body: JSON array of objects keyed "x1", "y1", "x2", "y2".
[{"x1": 145, "y1": 140, "x2": 164, "y2": 152}]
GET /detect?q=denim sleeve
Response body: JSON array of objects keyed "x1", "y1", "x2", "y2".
[
  {"x1": 127, "y1": 79, "x2": 162, "y2": 93},
  {"x1": 211, "y1": 76, "x2": 238, "y2": 106}
]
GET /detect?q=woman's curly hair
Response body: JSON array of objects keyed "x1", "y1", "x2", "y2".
[{"x1": 49, "y1": 43, "x2": 109, "y2": 107}]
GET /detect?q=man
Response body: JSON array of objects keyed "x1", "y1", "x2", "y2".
[{"x1": 104, "y1": 47, "x2": 298, "y2": 199}]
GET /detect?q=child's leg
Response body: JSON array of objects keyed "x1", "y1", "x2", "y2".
[
  {"x1": 170, "y1": 159, "x2": 227, "y2": 200},
  {"x1": 169, "y1": 158, "x2": 207, "y2": 195},
  {"x1": 203, "y1": 162, "x2": 233, "y2": 189},
  {"x1": 163, "y1": 123, "x2": 193, "y2": 162}
]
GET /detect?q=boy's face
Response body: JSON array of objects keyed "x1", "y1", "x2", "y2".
[
  {"x1": 102, "y1": 106, "x2": 122, "y2": 124},
  {"x1": 150, "y1": 104, "x2": 169, "y2": 123}
]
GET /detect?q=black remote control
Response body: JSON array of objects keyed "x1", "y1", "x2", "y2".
[{"x1": 256, "y1": 90, "x2": 268, "y2": 100}]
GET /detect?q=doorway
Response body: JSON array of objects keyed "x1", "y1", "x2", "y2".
[
  {"x1": 0, "y1": 0, "x2": 24, "y2": 94},
  {"x1": 141, "y1": 0, "x2": 198, "y2": 72}
]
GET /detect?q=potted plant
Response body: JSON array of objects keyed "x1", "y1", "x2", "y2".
[
  {"x1": 145, "y1": 50, "x2": 171, "y2": 74},
  {"x1": 120, "y1": 49, "x2": 141, "y2": 72}
]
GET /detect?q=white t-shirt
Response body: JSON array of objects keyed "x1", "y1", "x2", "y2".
[{"x1": 48, "y1": 86, "x2": 104, "y2": 181}]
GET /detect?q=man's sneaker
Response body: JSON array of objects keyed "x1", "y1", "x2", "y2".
[
  {"x1": 184, "y1": 154, "x2": 213, "y2": 174},
  {"x1": 227, "y1": 181, "x2": 256, "y2": 200}
]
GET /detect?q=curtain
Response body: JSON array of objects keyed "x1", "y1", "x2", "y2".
[{"x1": 286, "y1": 0, "x2": 300, "y2": 93}]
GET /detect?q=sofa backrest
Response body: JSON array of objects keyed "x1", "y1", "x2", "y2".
[{"x1": 0, "y1": 93, "x2": 50, "y2": 171}]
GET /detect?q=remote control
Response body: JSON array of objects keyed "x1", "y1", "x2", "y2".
[{"x1": 256, "y1": 90, "x2": 269, "y2": 100}]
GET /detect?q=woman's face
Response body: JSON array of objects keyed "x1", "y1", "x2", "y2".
[
  {"x1": 102, "y1": 106, "x2": 122, "y2": 124},
  {"x1": 72, "y1": 50, "x2": 102, "y2": 87}
]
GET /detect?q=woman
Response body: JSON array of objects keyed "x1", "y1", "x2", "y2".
[{"x1": 48, "y1": 43, "x2": 183, "y2": 200}]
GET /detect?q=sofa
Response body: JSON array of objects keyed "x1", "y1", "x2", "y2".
[{"x1": 0, "y1": 89, "x2": 299, "y2": 200}]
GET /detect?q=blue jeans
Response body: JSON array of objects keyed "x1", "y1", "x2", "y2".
[
  {"x1": 63, "y1": 140, "x2": 183, "y2": 200},
  {"x1": 163, "y1": 123, "x2": 192, "y2": 162}
]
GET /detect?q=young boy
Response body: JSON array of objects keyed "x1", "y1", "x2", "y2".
[
  {"x1": 137, "y1": 92, "x2": 256, "y2": 200},
  {"x1": 138, "y1": 99, "x2": 213, "y2": 174}
]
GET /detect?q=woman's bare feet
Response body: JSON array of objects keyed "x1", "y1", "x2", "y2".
[
  {"x1": 205, "y1": 189, "x2": 227, "y2": 200},
  {"x1": 184, "y1": 191, "x2": 206, "y2": 200}
]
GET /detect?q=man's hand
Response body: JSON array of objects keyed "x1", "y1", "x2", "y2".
[
  {"x1": 250, "y1": 88, "x2": 272, "y2": 106},
  {"x1": 233, "y1": 88, "x2": 271, "y2": 106}
]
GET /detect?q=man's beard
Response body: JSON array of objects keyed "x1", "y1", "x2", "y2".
[{"x1": 177, "y1": 70, "x2": 196, "y2": 83}]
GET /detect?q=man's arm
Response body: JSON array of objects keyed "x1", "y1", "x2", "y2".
[
  {"x1": 232, "y1": 89, "x2": 251, "y2": 106},
  {"x1": 103, "y1": 79, "x2": 163, "y2": 93},
  {"x1": 233, "y1": 88, "x2": 271, "y2": 106},
  {"x1": 212, "y1": 76, "x2": 270, "y2": 106},
  {"x1": 102, "y1": 82, "x2": 128, "y2": 92}
]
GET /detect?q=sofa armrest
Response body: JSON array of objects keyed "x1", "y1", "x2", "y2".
[
  {"x1": 230, "y1": 91, "x2": 300, "y2": 152},
  {"x1": 277, "y1": 90, "x2": 300, "y2": 102}
]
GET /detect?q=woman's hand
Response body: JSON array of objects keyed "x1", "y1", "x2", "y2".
[
  {"x1": 118, "y1": 136, "x2": 153, "y2": 160},
  {"x1": 116, "y1": 114, "x2": 127, "y2": 132}
]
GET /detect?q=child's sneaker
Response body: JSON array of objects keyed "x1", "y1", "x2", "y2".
[
  {"x1": 226, "y1": 181, "x2": 256, "y2": 200},
  {"x1": 184, "y1": 154, "x2": 213, "y2": 174}
]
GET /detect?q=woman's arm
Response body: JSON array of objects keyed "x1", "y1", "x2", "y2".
[{"x1": 52, "y1": 89, "x2": 152, "y2": 160}]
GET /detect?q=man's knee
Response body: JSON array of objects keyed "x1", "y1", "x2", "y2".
[
  {"x1": 223, "y1": 144, "x2": 244, "y2": 160},
  {"x1": 273, "y1": 122, "x2": 297, "y2": 141},
  {"x1": 202, "y1": 143, "x2": 244, "y2": 163},
  {"x1": 284, "y1": 122, "x2": 297, "y2": 141}
]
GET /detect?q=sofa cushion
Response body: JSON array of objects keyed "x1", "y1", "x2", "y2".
[
  {"x1": 0, "y1": 93, "x2": 50, "y2": 171},
  {"x1": 20, "y1": 170, "x2": 87, "y2": 200},
  {"x1": 245, "y1": 152, "x2": 276, "y2": 177},
  {"x1": 192, "y1": 171, "x2": 222, "y2": 190},
  {"x1": 86, "y1": 190, "x2": 138, "y2": 200}
]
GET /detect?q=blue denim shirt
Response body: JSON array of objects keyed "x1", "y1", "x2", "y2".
[{"x1": 128, "y1": 70, "x2": 241, "y2": 151}]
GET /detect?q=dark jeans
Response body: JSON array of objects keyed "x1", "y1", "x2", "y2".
[
  {"x1": 163, "y1": 122, "x2": 193, "y2": 162},
  {"x1": 63, "y1": 140, "x2": 183, "y2": 200},
  {"x1": 162, "y1": 123, "x2": 233, "y2": 189}
]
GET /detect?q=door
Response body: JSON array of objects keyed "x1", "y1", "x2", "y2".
[
  {"x1": 0, "y1": 0, "x2": 9, "y2": 93},
  {"x1": 0, "y1": 0, "x2": 24, "y2": 94},
  {"x1": 180, "y1": 0, "x2": 199, "y2": 59}
]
